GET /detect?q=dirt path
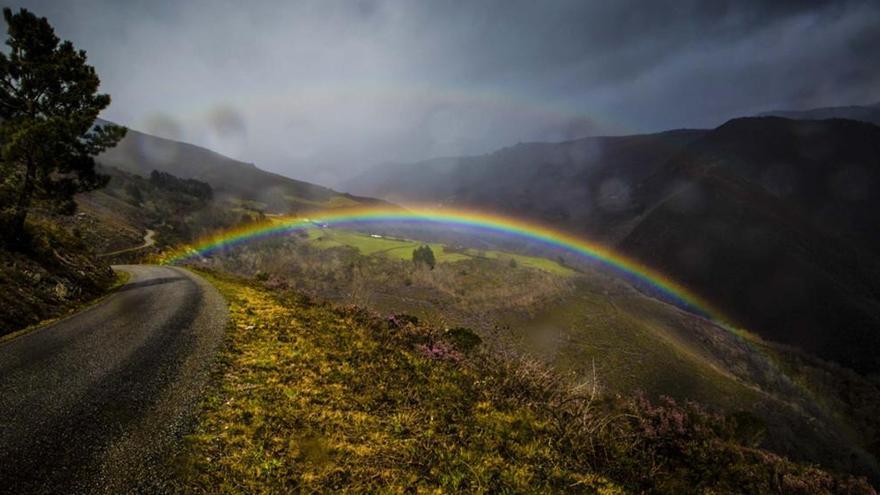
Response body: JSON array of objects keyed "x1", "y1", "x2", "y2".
[{"x1": 99, "y1": 229, "x2": 156, "y2": 258}]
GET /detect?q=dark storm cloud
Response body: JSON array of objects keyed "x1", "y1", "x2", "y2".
[{"x1": 9, "y1": 0, "x2": 880, "y2": 186}]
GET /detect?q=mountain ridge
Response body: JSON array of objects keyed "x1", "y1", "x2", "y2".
[
  {"x1": 757, "y1": 102, "x2": 880, "y2": 125},
  {"x1": 97, "y1": 118, "x2": 387, "y2": 214}
]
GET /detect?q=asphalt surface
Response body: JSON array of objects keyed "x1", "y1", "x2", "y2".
[{"x1": 0, "y1": 265, "x2": 227, "y2": 494}]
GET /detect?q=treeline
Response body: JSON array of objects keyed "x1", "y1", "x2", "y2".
[{"x1": 149, "y1": 170, "x2": 213, "y2": 200}]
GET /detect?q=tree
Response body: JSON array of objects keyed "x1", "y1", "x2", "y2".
[
  {"x1": 149, "y1": 170, "x2": 213, "y2": 201},
  {"x1": 0, "y1": 8, "x2": 125, "y2": 246},
  {"x1": 124, "y1": 182, "x2": 143, "y2": 205},
  {"x1": 412, "y1": 245, "x2": 436, "y2": 269}
]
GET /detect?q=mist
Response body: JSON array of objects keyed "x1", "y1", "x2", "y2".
[{"x1": 13, "y1": 0, "x2": 880, "y2": 187}]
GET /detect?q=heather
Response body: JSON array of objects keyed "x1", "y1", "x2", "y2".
[{"x1": 177, "y1": 270, "x2": 875, "y2": 494}]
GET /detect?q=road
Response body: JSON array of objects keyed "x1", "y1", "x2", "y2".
[
  {"x1": 0, "y1": 265, "x2": 227, "y2": 494},
  {"x1": 99, "y1": 228, "x2": 157, "y2": 258}
]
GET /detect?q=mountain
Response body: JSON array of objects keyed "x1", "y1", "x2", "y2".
[
  {"x1": 97, "y1": 119, "x2": 384, "y2": 213},
  {"x1": 344, "y1": 129, "x2": 708, "y2": 244},
  {"x1": 620, "y1": 117, "x2": 880, "y2": 374},
  {"x1": 346, "y1": 117, "x2": 880, "y2": 374},
  {"x1": 759, "y1": 102, "x2": 880, "y2": 125}
]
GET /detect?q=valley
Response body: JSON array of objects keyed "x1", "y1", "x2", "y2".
[
  {"x1": 4, "y1": 108, "x2": 879, "y2": 492},
  {"x1": 1, "y1": 4, "x2": 879, "y2": 493}
]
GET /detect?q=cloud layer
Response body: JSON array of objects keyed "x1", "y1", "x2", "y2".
[{"x1": 12, "y1": 0, "x2": 880, "y2": 186}]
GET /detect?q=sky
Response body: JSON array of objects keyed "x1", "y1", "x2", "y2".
[{"x1": 10, "y1": 0, "x2": 880, "y2": 186}]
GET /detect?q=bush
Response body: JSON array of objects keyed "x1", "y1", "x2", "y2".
[
  {"x1": 412, "y1": 245, "x2": 436, "y2": 269},
  {"x1": 443, "y1": 327, "x2": 482, "y2": 352}
]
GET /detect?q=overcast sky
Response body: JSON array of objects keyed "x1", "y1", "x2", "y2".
[{"x1": 10, "y1": 0, "x2": 880, "y2": 186}]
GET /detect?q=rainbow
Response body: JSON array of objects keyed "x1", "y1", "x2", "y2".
[{"x1": 164, "y1": 206, "x2": 733, "y2": 328}]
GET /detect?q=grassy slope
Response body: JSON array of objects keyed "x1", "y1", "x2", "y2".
[
  {"x1": 307, "y1": 228, "x2": 575, "y2": 275},
  {"x1": 174, "y1": 271, "x2": 875, "y2": 494},
  {"x1": 179, "y1": 271, "x2": 622, "y2": 493},
  {"x1": 192, "y1": 228, "x2": 880, "y2": 480},
  {"x1": 300, "y1": 228, "x2": 778, "y2": 408}
]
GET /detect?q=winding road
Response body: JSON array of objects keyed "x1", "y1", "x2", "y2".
[
  {"x1": 99, "y1": 229, "x2": 157, "y2": 258},
  {"x1": 0, "y1": 265, "x2": 227, "y2": 494}
]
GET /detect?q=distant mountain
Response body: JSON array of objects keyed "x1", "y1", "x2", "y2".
[
  {"x1": 347, "y1": 117, "x2": 880, "y2": 374},
  {"x1": 97, "y1": 119, "x2": 385, "y2": 213},
  {"x1": 344, "y1": 129, "x2": 708, "y2": 244},
  {"x1": 758, "y1": 102, "x2": 880, "y2": 125}
]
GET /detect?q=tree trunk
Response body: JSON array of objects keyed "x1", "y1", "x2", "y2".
[{"x1": 8, "y1": 157, "x2": 35, "y2": 247}]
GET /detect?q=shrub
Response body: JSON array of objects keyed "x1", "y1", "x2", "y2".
[
  {"x1": 443, "y1": 326, "x2": 482, "y2": 352},
  {"x1": 412, "y1": 244, "x2": 436, "y2": 269}
]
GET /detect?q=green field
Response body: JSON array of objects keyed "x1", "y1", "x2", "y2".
[{"x1": 306, "y1": 228, "x2": 575, "y2": 275}]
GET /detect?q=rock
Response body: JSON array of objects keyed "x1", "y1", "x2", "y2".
[{"x1": 54, "y1": 282, "x2": 69, "y2": 299}]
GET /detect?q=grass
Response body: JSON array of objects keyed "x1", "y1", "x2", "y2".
[
  {"x1": 178, "y1": 270, "x2": 622, "y2": 493},
  {"x1": 307, "y1": 227, "x2": 574, "y2": 275},
  {"x1": 512, "y1": 284, "x2": 760, "y2": 408},
  {"x1": 183, "y1": 227, "x2": 880, "y2": 480},
  {"x1": 175, "y1": 270, "x2": 876, "y2": 494}
]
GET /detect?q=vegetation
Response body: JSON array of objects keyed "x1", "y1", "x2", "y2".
[
  {"x1": 0, "y1": 7, "x2": 125, "y2": 247},
  {"x1": 149, "y1": 170, "x2": 213, "y2": 201},
  {"x1": 184, "y1": 227, "x2": 880, "y2": 480},
  {"x1": 412, "y1": 244, "x2": 436, "y2": 269},
  {"x1": 191, "y1": 231, "x2": 574, "y2": 328},
  {"x1": 0, "y1": 8, "x2": 125, "y2": 336},
  {"x1": 0, "y1": 216, "x2": 114, "y2": 335},
  {"x1": 176, "y1": 271, "x2": 875, "y2": 493},
  {"x1": 74, "y1": 165, "x2": 240, "y2": 255},
  {"x1": 306, "y1": 228, "x2": 574, "y2": 275}
]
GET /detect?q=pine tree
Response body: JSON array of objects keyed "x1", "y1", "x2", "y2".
[{"x1": 0, "y1": 8, "x2": 126, "y2": 246}]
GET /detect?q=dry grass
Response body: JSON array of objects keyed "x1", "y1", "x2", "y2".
[
  {"x1": 174, "y1": 270, "x2": 876, "y2": 494},
  {"x1": 197, "y1": 237, "x2": 574, "y2": 329}
]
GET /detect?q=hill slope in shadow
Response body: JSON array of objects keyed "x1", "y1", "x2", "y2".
[
  {"x1": 620, "y1": 117, "x2": 880, "y2": 373},
  {"x1": 347, "y1": 117, "x2": 880, "y2": 374}
]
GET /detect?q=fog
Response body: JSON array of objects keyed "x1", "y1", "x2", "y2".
[{"x1": 12, "y1": 0, "x2": 880, "y2": 187}]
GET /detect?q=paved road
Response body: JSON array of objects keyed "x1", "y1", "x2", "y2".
[{"x1": 0, "y1": 265, "x2": 227, "y2": 494}]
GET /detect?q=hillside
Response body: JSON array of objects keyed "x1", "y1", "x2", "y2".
[
  {"x1": 97, "y1": 120, "x2": 385, "y2": 214},
  {"x1": 0, "y1": 215, "x2": 117, "y2": 336},
  {"x1": 621, "y1": 117, "x2": 880, "y2": 374},
  {"x1": 346, "y1": 117, "x2": 880, "y2": 375},
  {"x1": 172, "y1": 269, "x2": 876, "y2": 494},
  {"x1": 345, "y1": 129, "x2": 706, "y2": 244},
  {"x1": 187, "y1": 221, "x2": 880, "y2": 481},
  {"x1": 759, "y1": 102, "x2": 880, "y2": 126},
  {"x1": 0, "y1": 122, "x2": 392, "y2": 339}
]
